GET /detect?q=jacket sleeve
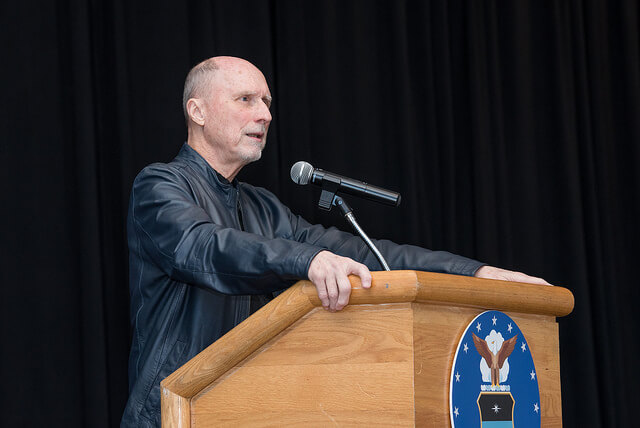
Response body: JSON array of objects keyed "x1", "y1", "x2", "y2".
[
  {"x1": 129, "y1": 165, "x2": 324, "y2": 294},
  {"x1": 286, "y1": 209, "x2": 485, "y2": 276}
]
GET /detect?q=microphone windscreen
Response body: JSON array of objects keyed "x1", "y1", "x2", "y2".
[{"x1": 290, "y1": 161, "x2": 314, "y2": 185}]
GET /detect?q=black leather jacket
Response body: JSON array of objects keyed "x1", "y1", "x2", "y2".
[{"x1": 121, "y1": 143, "x2": 484, "y2": 427}]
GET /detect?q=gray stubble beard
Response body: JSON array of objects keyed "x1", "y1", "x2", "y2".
[{"x1": 240, "y1": 139, "x2": 265, "y2": 163}]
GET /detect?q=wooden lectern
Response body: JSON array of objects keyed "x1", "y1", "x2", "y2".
[{"x1": 161, "y1": 270, "x2": 574, "y2": 427}]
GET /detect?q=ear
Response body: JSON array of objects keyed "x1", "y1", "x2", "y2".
[{"x1": 186, "y1": 98, "x2": 206, "y2": 126}]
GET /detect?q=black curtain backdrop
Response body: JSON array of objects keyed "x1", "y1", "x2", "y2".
[{"x1": 1, "y1": 0, "x2": 638, "y2": 426}]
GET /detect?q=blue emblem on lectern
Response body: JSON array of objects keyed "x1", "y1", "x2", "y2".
[{"x1": 450, "y1": 311, "x2": 541, "y2": 427}]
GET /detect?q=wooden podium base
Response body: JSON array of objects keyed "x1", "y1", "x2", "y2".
[{"x1": 161, "y1": 271, "x2": 573, "y2": 427}]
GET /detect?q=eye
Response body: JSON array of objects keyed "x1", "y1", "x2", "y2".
[{"x1": 240, "y1": 96, "x2": 250, "y2": 102}]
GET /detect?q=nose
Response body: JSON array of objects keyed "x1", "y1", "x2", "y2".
[{"x1": 256, "y1": 100, "x2": 272, "y2": 124}]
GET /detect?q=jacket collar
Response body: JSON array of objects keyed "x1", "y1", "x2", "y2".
[{"x1": 176, "y1": 143, "x2": 240, "y2": 194}]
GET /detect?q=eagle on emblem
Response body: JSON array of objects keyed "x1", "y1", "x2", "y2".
[{"x1": 472, "y1": 333, "x2": 518, "y2": 386}]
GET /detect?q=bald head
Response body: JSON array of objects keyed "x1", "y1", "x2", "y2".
[{"x1": 182, "y1": 56, "x2": 268, "y2": 123}]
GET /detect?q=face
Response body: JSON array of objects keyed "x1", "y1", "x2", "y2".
[{"x1": 200, "y1": 62, "x2": 272, "y2": 166}]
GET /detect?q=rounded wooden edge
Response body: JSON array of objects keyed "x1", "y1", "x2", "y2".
[
  {"x1": 304, "y1": 270, "x2": 574, "y2": 317},
  {"x1": 414, "y1": 271, "x2": 575, "y2": 317}
]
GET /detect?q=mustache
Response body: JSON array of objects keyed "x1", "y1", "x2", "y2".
[{"x1": 245, "y1": 125, "x2": 267, "y2": 135}]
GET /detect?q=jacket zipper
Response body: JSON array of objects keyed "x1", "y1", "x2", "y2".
[{"x1": 236, "y1": 194, "x2": 245, "y2": 231}]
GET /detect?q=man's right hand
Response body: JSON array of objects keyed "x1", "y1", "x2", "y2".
[{"x1": 307, "y1": 251, "x2": 372, "y2": 312}]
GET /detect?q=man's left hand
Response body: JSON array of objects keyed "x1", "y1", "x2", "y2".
[{"x1": 474, "y1": 265, "x2": 552, "y2": 285}]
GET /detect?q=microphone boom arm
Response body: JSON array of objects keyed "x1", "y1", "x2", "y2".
[{"x1": 332, "y1": 195, "x2": 391, "y2": 271}]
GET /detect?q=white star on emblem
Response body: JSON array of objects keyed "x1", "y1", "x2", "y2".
[
  {"x1": 530, "y1": 370, "x2": 536, "y2": 380},
  {"x1": 534, "y1": 403, "x2": 539, "y2": 413},
  {"x1": 521, "y1": 342, "x2": 527, "y2": 352},
  {"x1": 463, "y1": 343, "x2": 469, "y2": 353},
  {"x1": 492, "y1": 404, "x2": 501, "y2": 413},
  {"x1": 507, "y1": 323, "x2": 513, "y2": 333},
  {"x1": 455, "y1": 372, "x2": 461, "y2": 382},
  {"x1": 454, "y1": 407, "x2": 459, "y2": 417},
  {"x1": 492, "y1": 315, "x2": 497, "y2": 325},
  {"x1": 476, "y1": 322, "x2": 482, "y2": 332}
]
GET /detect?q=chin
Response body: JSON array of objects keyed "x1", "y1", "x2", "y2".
[{"x1": 241, "y1": 149, "x2": 263, "y2": 163}]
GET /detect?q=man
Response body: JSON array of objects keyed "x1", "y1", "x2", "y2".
[{"x1": 121, "y1": 56, "x2": 548, "y2": 427}]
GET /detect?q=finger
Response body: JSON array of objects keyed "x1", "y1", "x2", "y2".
[
  {"x1": 315, "y1": 278, "x2": 330, "y2": 310},
  {"x1": 326, "y1": 276, "x2": 339, "y2": 312},
  {"x1": 335, "y1": 273, "x2": 352, "y2": 311},
  {"x1": 527, "y1": 276, "x2": 551, "y2": 285},
  {"x1": 529, "y1": 276, "x2": 552, "y2": 286},
  {"x1": 352, "y1": 262, "x2": 372, "y2": 289},
  {"x1": 512, "y1": 272, "x2": 552, "y2": 286}
]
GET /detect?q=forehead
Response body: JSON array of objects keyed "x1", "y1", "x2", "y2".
[{"x1": 210, "y1": 64, "x2": 271, "y2": 97}]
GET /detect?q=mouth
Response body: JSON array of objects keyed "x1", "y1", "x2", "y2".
[{"x1": 245, "y1": 132, "x2": 265, "y2": 141}]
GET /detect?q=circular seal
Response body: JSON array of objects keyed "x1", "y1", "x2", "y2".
[{"x1": 449, "y1": 310, "x2": 541, "y2": 427}]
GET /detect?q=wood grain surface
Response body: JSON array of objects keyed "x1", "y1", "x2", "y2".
[{"x1": 191, "y1": 304, "x2": 415, "y2": 426}]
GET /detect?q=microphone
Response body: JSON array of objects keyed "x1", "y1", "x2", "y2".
[{"x1": 290, "y1": 161, "x2": 401, "y2": 207}]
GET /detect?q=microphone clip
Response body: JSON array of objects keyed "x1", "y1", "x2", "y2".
[{"x1": 317, "y1": 174, "x2": 341, "y2": 211}]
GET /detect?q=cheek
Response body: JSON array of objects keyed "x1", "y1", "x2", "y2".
[
  {"x1": 207, "y1": 114, "x2": 235, "y2": 137},
  {"x1": 236, "y1": 112, "x2": 254, "y2": 126}
]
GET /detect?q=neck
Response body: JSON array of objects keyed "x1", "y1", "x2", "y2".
[{"x1": 187, "y1": 132, "x2": 244, "y2": 182}]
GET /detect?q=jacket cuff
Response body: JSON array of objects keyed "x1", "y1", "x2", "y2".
[
  {"x1": 457, "y1": 260, "x2": 487, "y2": 277},
  {"x1": 288, "y1": 244, "x2": 327, "y2": 280}
]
